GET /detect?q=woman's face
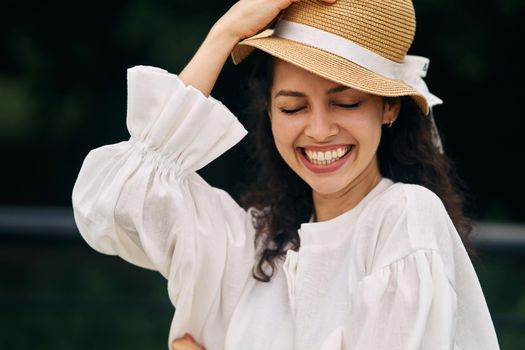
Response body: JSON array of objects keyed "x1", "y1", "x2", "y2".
[{"x1": 269, "y1": 58, "x2": 400, "y2": 195}]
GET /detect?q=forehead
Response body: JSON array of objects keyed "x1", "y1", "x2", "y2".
[
  {"x1": 270, "y1": 58, "x2": 369, "y2": 99},
  {"x1": 272, "y1": 58, "x2": 336, "y2": 87}
]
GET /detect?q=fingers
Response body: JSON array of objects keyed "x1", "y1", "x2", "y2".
[{"x1": 171, "y1": 333, "x2": 205, "y2": 350}]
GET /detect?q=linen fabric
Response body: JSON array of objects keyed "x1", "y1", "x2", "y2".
[{"x1": 72, "y1": 66, "x2": 500, "y2": 350}]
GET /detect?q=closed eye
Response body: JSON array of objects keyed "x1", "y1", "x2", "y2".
[
  {"x1": 280, "y1": 107, "x2": 306, "y2": 114},
  {"x1": 336, "y1": 103, "x2": 360, "y2": 109}
]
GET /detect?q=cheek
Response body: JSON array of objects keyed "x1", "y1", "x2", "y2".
[
  {"x1": 360, "y1": 120, "x2": 382, "y2": 145},
  {"x1": 345, "y1": 113, "x2": 383, "y2": 147},
  {"x1": 271, "y1": 116, "x2": 302, "y2": 149}
]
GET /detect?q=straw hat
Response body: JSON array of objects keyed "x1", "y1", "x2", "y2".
[{"x1": 230, "y1": 0, "x2": 442, "y2": 119}]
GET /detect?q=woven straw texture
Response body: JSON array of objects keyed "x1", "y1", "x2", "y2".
[{"x1": 231, "y1": 0, "x2": 429, "y2": 114}]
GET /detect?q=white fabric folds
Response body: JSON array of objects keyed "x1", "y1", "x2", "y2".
[
  {"x1": 72, "y1": 66, "x2": 253, "y2": 345},
  {"x1": 72, "y1": 66, "x2": 500, "y2": 349}
]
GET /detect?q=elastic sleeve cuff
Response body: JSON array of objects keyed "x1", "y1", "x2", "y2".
[{"x1": 125, "y1": 65, "x2": 248, "y2": 172}]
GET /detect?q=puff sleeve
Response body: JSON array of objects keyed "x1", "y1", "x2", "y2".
[
  {"x1": 339, "y1": 249, "x2": 457, "y2": 350},
  {"x1": 319, "y1": 185, "x2": 499, "y2": 350},
  {"x1": 72, "y1": 66, "x2": 255, "y2": 339}
]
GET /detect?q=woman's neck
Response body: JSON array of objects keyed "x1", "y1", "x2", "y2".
[{"x1": 312, "y1": 169, "x2": 383, "y2": 222}]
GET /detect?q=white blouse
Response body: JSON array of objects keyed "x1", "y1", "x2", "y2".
[{"x1": 72, "y1": 66, "x2": 500, "y2": 350}]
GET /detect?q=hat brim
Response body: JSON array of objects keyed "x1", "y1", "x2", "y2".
[{"x1": 231, "y1": 29, "x2": 429, "y2": 115}]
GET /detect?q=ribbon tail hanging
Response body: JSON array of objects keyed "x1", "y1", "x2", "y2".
[{"x1": 429, "y1": 107, "x2": 444, "y2": 154}]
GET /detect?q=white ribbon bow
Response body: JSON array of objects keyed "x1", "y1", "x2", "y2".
[
  {"x1": 400, "y1": 56, "x2": 444, "y2": 153},
  {"x1": 400, "y1": 56, "x2": 443, "y2": 108}
]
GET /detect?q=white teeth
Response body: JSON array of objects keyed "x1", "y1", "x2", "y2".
[{"x1": 303, "y1": 146, "x2": 352, "y2": 165}]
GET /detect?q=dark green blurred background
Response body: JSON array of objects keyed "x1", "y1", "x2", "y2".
[{"x1": 1, "y1": 0, "x2": 524, "y2": 349}]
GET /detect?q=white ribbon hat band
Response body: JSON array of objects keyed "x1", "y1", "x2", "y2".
[{"x1": 273, "y1": 20, "x2": 444, "y2": 153}]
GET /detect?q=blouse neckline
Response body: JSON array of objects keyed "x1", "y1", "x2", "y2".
[{"x1": 298, "y1": 177, "x2": 395, "y2": 248}]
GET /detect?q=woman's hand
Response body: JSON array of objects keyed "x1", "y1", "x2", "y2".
[
  {"x1": 171, "y1": 333, "x2": 205, "y2": 350},
  {"x1": 179, "y1": 0, "x2": 337, "y2": 98},
  {"x1": 213, "y1": 0, "x2": 337, "y2": 42}
]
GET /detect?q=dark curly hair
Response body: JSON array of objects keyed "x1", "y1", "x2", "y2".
[{"x1": 240, "y1": 51, "x2": 475, "y2": 283}]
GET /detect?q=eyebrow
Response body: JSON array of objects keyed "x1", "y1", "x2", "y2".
[
  {"x1": 274, "y1": 85, "x2": 351, "y2": 99},
  {"x1": 326, "y1": 85, "x2": 351, "y2": 94}
]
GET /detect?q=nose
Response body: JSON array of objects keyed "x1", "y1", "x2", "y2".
[{"x1": 304, "y1": 108, "x2": 339, "y2": 142}]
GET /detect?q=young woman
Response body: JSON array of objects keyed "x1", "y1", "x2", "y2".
[{"x1": 72, "y1": 0, "x2": 500, "y2": 349}]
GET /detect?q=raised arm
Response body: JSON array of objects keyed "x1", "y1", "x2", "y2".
[
  {"x1": 73, "y1": 1, "x2": 338, "y2": 348},
  {"x1": 72, "y1": 64, "x2": 255, "y2": 346}
]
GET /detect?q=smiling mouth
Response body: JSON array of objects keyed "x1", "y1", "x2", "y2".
[{"x1": 300, "y1": 145, "x2": 354, "y2": 166}]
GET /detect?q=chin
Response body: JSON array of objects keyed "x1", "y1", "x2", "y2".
[{"x1": 305, "y1": 176, "x2": 350, "y2": 195}]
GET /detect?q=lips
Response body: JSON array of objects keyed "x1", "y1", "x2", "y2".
[
  {"x1": 298, "y1": 144, "x2": 355, "y2": 173},
  {"x1": 303, "y1": 145, "x2": 352, "y2": 165}
]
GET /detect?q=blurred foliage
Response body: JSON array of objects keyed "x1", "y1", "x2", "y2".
[
  {"x1": 474, "y1": 251, "x2": 525, "y2": 349},
  {"x1": 0, "y1": 238, "x2": 172, "y2": 349}
]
